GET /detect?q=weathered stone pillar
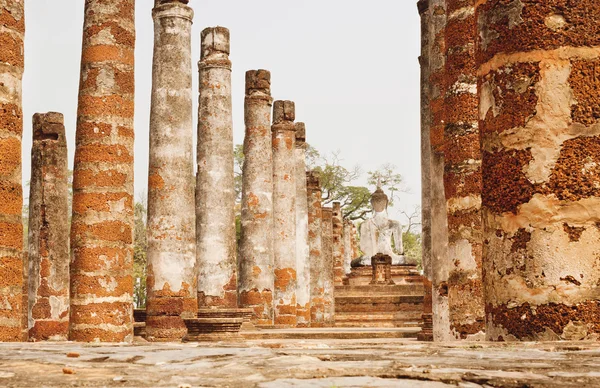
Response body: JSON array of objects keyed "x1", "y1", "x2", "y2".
[
  {"x1": 321, "y1": 206, "x2": 335, "y2": 326},
  {"x1": 70, "y1": 0, "x2": 135, "y2": 342},
  {"x1": 21, "y1": 251, "x2": 28, "y2": 341},
  {"x1": 272, "y1": 100, "x2": 297, "y2": 327},
  {"x1": 342, "y1": 219, "x2": 353, "y2": 276},
  {"x1": 428, "y1": 0, "x2": 452, "y2": 342},
  {"x1": 239, "y1": 70, "x2": 274, "y2": 325},
  {"x1": 351, "y1": 223, "x2": 359, "y2": 261},
  {"x1": 307, "y1": 171, "x2": 324, "y2": 326},
  {"x1": 443, "y1": 0, "x2": 485, "y2": 341},
  {"x1": 0, "y1": 0, "x2": 24, "y2": 342},
  {"x1": 417, "y1": 0, "x2": 433, "y2": 343},
  {"x1": 196, "y1": 27, "x2": 236, "y2": 308},
  {"x1": 145, "y1": 0, "x2": 196, "y2": 342},
  {"x1": 477, "y1": 0, "x2": 600, "y2": 341},
  {"x1": 27, "y1": 113, "x2": 69, "y2": 341},
  {"x1": 332, "y1": 202, "x2": 344, "y2": 286},
  {"x1": 294, "y1": 122, "x2": 310, "y2": 327}
]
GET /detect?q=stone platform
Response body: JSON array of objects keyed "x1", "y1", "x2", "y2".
[
  {"x1": 335, "y1": 265, "x2": 425, "y2": 328},
  {"x1": 1, "y1": 338, "x2": 600, "y2": 387}
]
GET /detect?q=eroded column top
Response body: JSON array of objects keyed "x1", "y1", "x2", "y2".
[
  {"x1": 273, "y1": 100, "x2": 295, "y2": 125},
  {"x1": 32, "y1": 112, "x2": 65, "y2": 142},
  {"x1": 152, "y1": 0, "x2": 193, "y2": 20},
  {"x1": 246, "y1": 69, "x2": 272, "y2": 99},
  {"x1": 295, "y1": 122, "x2": 306, "y2": 146},
  {"x1": 200, "y1": 26, "x2": 231, "y2": 69},
  {"x1": 306, "y1": 171, "x2": 320, "y2": 190}
]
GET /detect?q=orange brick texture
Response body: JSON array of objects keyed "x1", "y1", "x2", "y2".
[
  {"x1": 0, "y1": 0, "x2": 24, "y2": 343},
  {"x1": 69, "y1": 0, "x2": 135, "y2": 343},
  {"x1": 477, "y1": 0, "x2": 600, "y2": 341},
  {"x1": 443, "y1": 0, "x2": 485, "y2": 340}
]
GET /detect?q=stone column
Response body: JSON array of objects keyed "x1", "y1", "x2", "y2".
[
  {"x1": 351, "y1": 223, "x2": 359, "y2": 261},
  {"x1": 332, "y1": 202, "x2": 344, "y2": 286},
  {"x1": 321, "y1": 206, "x2": 335, "y2": 326},
  {"x1": 428, "y1": 0, "x2": 452, "y2": 342},
  {"x1": 417, "y1": 0, "x2": 433, "y2": 343},
  {"x1": 27, "y1": 113, "x2": 69, "y2": 341},
  {"x1": 0, "y1": 0, "x2": 24, "y2": 342},
  {"x1": 145, "y1": 1, "x2": 196, "y2": 342},
  {"x1": 272, "y1": 100, "x2": 297, "y2": 327},
  {"x1": 477, "y1": 0, "x2": 600, "y2": 341},
  {"x1": 70, "y1": 0, "x2": 135, "y2": 343},
  {"x1": 196, "y1": 27, "x2": 236, "y2": 309},
  {"x1": 342, "y1": 219, "x2": 353, "y2": 276},
  {"x1": 443, "y1": 0, "x2": 485, "y2": 341},
  {"x1": 294, "y1": 122, "x2": 310, "y2": 327},
  {"x1": 238, "y1": 69, "x2": 274, "y2": 325},
  {"x1": 307, "y1": 171, "x2": 324, "y2": 326}
]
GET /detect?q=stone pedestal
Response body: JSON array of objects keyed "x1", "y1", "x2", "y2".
[
  {"x1": 336, "y1": 264, "x2": 424, "y2": 328},
  {"x1": 370, "y1": 254, "x2": 394, "y2": 286},
  {"x1": 183, "y1": 308, "x2": 254, "y2": 341}
]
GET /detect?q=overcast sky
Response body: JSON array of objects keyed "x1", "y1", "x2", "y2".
[{"x1": 22, "y1": 0, "x2": 421, "y2": 222}]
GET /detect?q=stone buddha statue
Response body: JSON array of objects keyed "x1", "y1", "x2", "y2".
[{"x1": 351, "y1": 187, "x2": 410, "y2": 267}]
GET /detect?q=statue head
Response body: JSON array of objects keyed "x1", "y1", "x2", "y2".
[{"x1": 370, "y1": 187, "x2": 388, "y2": 213}]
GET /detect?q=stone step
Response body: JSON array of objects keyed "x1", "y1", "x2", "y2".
[
  {"x1": 334, "y1": 285, "x2": 423, "y2": 297},
  {"x1": 334, "y1": 321, "x2": 421, "y2": 328},
  {"x1": 183, "y1": 317, "x2": 244, "y2": 337},
  {"x1": 335, "y1": 303, "x2": 423, "y2": 314},
  {"x1": 335, "y1": 295, "x2": 424, "y2": 305},
  {"x1": 335, "y1": 311, "x2": 421, "y2": 320},
  {"x1": 241, "y1": 327, "x2": 419, "y2": 340},
  {"x1": 196, "y1": 308, "x2": 254, "y2": 321}
]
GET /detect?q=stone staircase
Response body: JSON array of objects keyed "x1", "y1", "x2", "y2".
[{"x1": 334, "y1": 265, "x2": 425, "y2": 328}]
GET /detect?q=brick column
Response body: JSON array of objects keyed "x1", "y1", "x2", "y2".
[
  {"x1": 443, "y1": 0, "x2": 485, "y2": 340},
  {"x1": 428, "y1": 0, "x2": 452, "y2": 342},
  {"x1": 307, "y1": 171, "x2": 324, "y2": 326},
  {"x1": 294, "y1": 123, "x2": 310, "y2": 327},
  {"x1": 321, "y1": 206, "x2": 335, "y2": 326},
  {"x1": 238, "y1": 70, "x2": 274, "y2": 325},
  {"x1": 477, "y1": 0, "x2": 600, "y2": 341},
  {"x1": 145, "y1": 0, "x2": 196, "y2": 342},
  {"x1": 28, "y1": 113, "x2": 69, "y2": 341},
  {"x1": 196, "y1": 27, "x2": 237, "y2": 308},
  {"x1": 332, "y1": 202, "x2": 344, "y2": 286},
  {"x1": 70, "y1": 0, "x2": 135, "y2": 342},
  {"x1": 417, "y1": 0, "x2": 434, "y2": 343},
  {"x1": 272, "y1": 100, "x2": 297, "y2": 327},
  {"x1": 0, "y1": 0, "x2": 24, "y2": 342},
  {"x1": 342, "y1": 219, "x2": 353, "y2": 276}
]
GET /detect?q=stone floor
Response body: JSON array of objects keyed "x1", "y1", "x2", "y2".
[{"x1": 1, "y1": 333, "x2": 600, "y2": 387}]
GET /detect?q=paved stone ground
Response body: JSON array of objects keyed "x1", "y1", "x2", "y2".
[{"x1": 1, "y1": 336, "x2": 600, "y2": 387}]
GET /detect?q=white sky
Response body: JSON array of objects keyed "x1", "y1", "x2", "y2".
[{"x1": 22, "y1": 0, "x2": 421, "y2": 222}]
